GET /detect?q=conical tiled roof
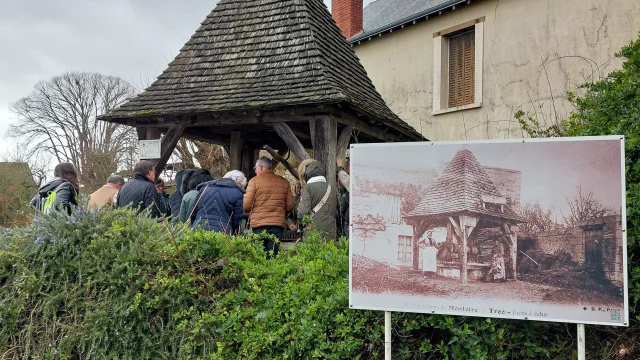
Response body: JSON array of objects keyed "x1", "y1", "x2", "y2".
[
  {"x1": 100, "y1": 0, "x2": 420, "y2": 139},
  {"x1": 407, "y1": 149, "x2": 520, "y2": 221}
]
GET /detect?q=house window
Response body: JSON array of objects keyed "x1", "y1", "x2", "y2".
[
  {"x1": 397, "y1": 236, "x2": 413, "y2": 263},
  {"x1": 448, "y1": 29, "x2": 475, "y2": 108},
  {"x1": 433, "y1": 17, "x2": 484, "y2": 114}
]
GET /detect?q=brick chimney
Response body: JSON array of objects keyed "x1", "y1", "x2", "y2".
[{"x1": 332, "y1": 0, "x2": 363, "y2": 39}]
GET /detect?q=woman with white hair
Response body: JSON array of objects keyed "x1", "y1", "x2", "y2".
[{"x1": 191, "y1": 170, "x2": 247, "y2": 234}]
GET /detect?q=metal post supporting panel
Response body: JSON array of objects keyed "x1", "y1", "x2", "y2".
[
  {"x1": 385, "y1": 311, "x2": 392, "y2": 360},
  {"x1": 577, "y1": 324, "x2": 586, "y2": 360}
]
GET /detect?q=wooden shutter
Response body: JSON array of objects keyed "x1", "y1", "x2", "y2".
[{"x1": 448, "y1": 29, "x2": 475, "y2": 108}]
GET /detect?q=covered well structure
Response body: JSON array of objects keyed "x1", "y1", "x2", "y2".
[
  {"x1": 405, "y1": 149, "x2": 523, "y2": 284},
  {"x1": 99, "y1": 0, "x2": 422, "y2": 178}
]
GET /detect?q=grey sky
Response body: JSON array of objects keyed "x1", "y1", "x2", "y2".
[{"x1": 0, "y1": 0, "x2": 376, "y2": 157}]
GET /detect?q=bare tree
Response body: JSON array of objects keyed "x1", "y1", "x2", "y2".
[
  {"x1": 563, "y1": 185, "x2": 614, "y2": 227},
  {"x1": 8, "y1": 72, "x2": 137, "y2": 191},
  {"x1": 173, "y1": 139, "x2": 229, "y2": 178},
  {"x1": 518, "y1": 201, "x2": 558, "y2": 234}
]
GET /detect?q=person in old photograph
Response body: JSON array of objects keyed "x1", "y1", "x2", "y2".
[
  {"x1": 487, "y1": 246, "x2": 506, "y2": 282},
  {"x1": 418, "y1": 230, "x2": 438, "y2": 277}
]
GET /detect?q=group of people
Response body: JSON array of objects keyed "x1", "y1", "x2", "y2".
[{"x1": 31, "y1": 154, "x2": 353, "y2": 259}]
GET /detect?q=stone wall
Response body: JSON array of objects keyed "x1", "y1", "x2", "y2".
[{"x1": 528, "y1": 215, "x2": 623, "y2": 285}]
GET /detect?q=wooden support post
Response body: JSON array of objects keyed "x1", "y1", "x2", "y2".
[
  {"x1": 502, "y1": 224, "x2": 518, "y2": 281},
  {"x1": 230, "y1": 131, "x2": 244, "y2": 170},
  {"x1": 337, "y1": 125, "x2": 353, "y2": 160},
  {"x1": 153, "y1": 124, "x2": 185, "y2": 175},
  {"x1": 460, "y1": 217, "x2": 468, "y2": 285},
  {"x1": 500, "y1": 224, "x2": 518, "y2": 280},
  {"x1": 272, "y1": 123, "x2": 310, "y2": 161},
  {"x1": 241, "y1": 146, "x2": 258, "y2": 180},
  {"x1": 310, "y1": 117, "x2": 337, "y2": 179},
  {"x1": 263, "y1": 145, "x2": 299, "y2": 180}
]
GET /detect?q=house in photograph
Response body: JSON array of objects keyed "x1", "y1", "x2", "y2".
[
  {"x1": 331, "y1": 0, "x2": 640, "y2": 141},
  {"x1": 351, "y1": 194, "x2": 414, "y2": 265}
]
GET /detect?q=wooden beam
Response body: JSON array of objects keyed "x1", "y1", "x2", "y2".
[
  {"x1": 337, "y1": 115, "x2": 401, "y2": 142},
  {"x1": 502, "y1": 224, "x2": 518, "y2": 281},
  {"x1": 263, "y1": 145, "x2": 299, "y2": 180},
  {"x1": 230, "y1": 131, "x2": 244, "y2": 170},
  {"x1": 448, "y1": 217, "x2": 462, "y2": 239},
  {"x1": 460, "y1": 217, "x2": 468, "y2": 285},
  {"x1": 153, "y1": 124, "x2": 185, "y2": 175},
  {"x1": 310, "y1": 116, "x2": 337, "y2": 180},
  {"x1": 272, "y1": 123, "x2": 310, "y2": 161},
  {"x1": 182, "y1": 129, "x2": 229, "y2": 146},
  {"x1": 337, "y1": 125, "x2": 353, "y2": 160},
  {"x1": 125, "y1": 113, "x2": 259, "y2": 127}
]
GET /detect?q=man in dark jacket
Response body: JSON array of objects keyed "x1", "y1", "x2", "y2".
[
  {"x1": 297, "y1": 160, "x2": 337, "y2": 240},
  {"x1": 191, "y1": 170, "x2": 247, "y2": 233},
  {"x1": 116, "y1": 160, "x2": 162, "y2": 217},
  {"x1": 169, "y1": 170, "x2": 185, "y2": 215}
]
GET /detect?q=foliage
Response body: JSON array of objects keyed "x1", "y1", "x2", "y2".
[
  {"x1": 518, "y1": 201, "x2": 558, "y2": 234},
  {"x1": 1, "y1": 208, "x2": 571, "y2": 359},
  {"x1": 518, "y1": 33, "x2": 640, "y2": 358}
]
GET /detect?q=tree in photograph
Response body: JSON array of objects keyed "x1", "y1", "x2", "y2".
[
  {"x1": 518, "y1": 201, "x2": 558, "y2": 234},
  {"x1": 563, "y1": 185, "x2": 614, "y2": 227},
  {"x1": 8, "y1": 72, "x2": 137, "y2": 192}
]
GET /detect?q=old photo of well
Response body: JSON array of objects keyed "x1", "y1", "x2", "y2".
[{"x1": 349, "y1": 136, "x2": 627, "y2": 325}]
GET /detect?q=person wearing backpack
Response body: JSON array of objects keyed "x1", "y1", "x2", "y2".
[
  {"x1": 297, "y1": 160, "x2": 337, "y2": 240},
  {"x1": 30, "y1": 163, "x2": 80, "y2": 215}
]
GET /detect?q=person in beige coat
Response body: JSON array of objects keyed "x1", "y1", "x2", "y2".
[{"x1": 88, "y1": 175, "x2": 125, "y2": 210}]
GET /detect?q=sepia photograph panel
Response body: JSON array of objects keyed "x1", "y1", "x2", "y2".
[{"x1": 348, "y1": 136, "x2": 627, "y2": 326}]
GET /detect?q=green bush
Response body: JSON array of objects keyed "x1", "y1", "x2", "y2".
[{"x1": 2, "y1": 207, "x2": 573, "y2": 360}]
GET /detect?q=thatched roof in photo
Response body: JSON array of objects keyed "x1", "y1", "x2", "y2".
[
  {"x1": 406, "y1": 149, "x2": 521, "y2": 222},
  {"x1": 99, "y1": 0, "x2": 420, "y2": 140}
]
